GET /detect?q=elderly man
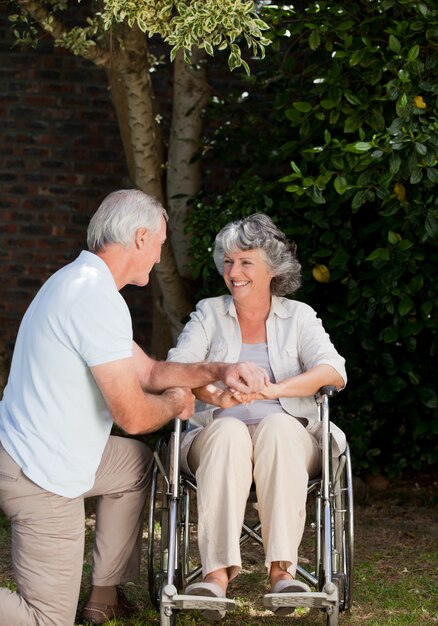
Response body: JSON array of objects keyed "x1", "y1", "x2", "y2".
[{"x1": 0, "y1": 189, "x2": 266, "y2": 626}]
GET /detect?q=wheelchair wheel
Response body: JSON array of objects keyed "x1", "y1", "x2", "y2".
[
  {"x1": 322, "y1": 444, "x2": 353, "y2": 626},
  {"x1": 315, "y1": 445, "x2": 353, "y2": 626},
  {"x1": 147, "y1": 439, "x2": 172, "y2": 612},
  {"x1": 332, "y1": 445, "x2": 354, "y2": 613}
]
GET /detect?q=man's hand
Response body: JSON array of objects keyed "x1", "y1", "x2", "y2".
[
  {"x1": 222, "y1": 361, "x2": 269, "y2": 394},
  {"x1": 162, "y1": 387, "x2": 195, "y2": 421}
]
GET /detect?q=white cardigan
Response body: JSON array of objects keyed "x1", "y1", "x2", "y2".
[{"x1": 167, "y1": 295, "x2": 348, "y2": 466}]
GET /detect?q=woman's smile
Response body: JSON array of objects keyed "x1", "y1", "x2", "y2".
[{"x1": 223, "y1": 249, "x2": 273, "y2": 301}]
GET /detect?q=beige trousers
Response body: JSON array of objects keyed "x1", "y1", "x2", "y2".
[
  {"x1": 0, "y1": 435, "x2": 153, "y2": 626},
  {"x1": 188, "y1": 414, "x2": 321, "y2": 580}
]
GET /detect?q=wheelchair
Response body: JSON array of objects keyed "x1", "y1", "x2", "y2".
[{"x1": 147, "y1": 386, "x2": 354, "y2": 625}]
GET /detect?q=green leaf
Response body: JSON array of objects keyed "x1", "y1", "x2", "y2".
[
  {"x1": 344, "y1": 93, "x2": 361, "y2": 106},
  {"x1": 293, "y1": 101, "x2": 312, "y2": 113},
  {"x1": 309, "y1": 29, "x2": 320, "y2": 50},
  {"x1": 398, "y1": 69, "x2": 410, "y2": 83},
  {"x1": 419, "y1": 388, "x2": 438, "y2": 409},
  {"x1": 344, "y1": 114, "x2": 362, "y2": 133},
  {"x1": 387, "y1": 230, "x2": 400, "y2": 244},
  {"x1": 410, "y1": 168, "x2": 423, "y2": 184},
  {"x1": 380, "y1": 326, "x2": 399, "y2": 343},
  {"x1": 425, "y1": 212, "x2": 438, "y2": 238},
  {"x1": 308, "y1": 186, "x2": 326, "y2": 204},
  {"x1": 366, "y1": 248, "x2": 390, "y2": 262},
  {"x1": 415, "y1": 142, "x2": 427, "y2": 156},
  {"x1": 291, "y1": 161, "x2": 302, "y2": 175},
  {"x1": 353, "y1": 141, "x2": 373, "y2": 152},
  {"x1": 204, "y1": 41, "x2": 214, "y2": 56},
  {"x1": 349, "y1": 49, "x2": 364, "y2": 66},
  {"x1": 320, "y1": 99, "x2": 336, "y2": 110},
  {"x1": 410, "y1": 275, "x2": 424, "y2": 291},
  {"x1": 426, "y1": 168, "x2": 438, "y2": 182},
  {"x1": 228, "y1": 52, "x2": 239, "y2": 71},
  {"x1": 398, "y1": 297, "x2": 414, "y2": 316},
  {"x1": 407, "y1": 44, "x2": 420, "y2": 62},
  {"x1": 334, "y1": 176, "x2": 349, "y2": 195},
  {"x1": 389, "y1": 34, "x2": 401, "y2": 53},
  {"x1": 352, "y1": 189, "x2": 368, "y2": 211},
  {"x1": 390, "y1": 152, "x2": 401, "y2": 174}
]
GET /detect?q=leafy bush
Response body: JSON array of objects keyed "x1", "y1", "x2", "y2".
[{"x1": 187, "y1": 0, "x2": 438, "y2": 476}]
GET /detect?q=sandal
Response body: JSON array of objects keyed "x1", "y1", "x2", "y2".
[{"x1": 81, "y1": 587, "x2": 134, "y2": 625}]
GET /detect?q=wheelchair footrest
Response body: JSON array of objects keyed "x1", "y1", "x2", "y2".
[
  {"x1": 263, "y1": 586, "x2": 338, "y2": 611},
  {"x1": 164, "y1": 593, "x2": 236, "y2": 612}
]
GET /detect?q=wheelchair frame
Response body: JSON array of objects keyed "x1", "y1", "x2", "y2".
[{"x1": 147, "y1": 386, "x2": 354, "y2": 625}]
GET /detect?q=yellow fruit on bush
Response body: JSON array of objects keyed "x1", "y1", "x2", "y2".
[
  {"x1": 312, "y1": 264, "x2": 330, "y2": 283},
  {"x1": 394, "y1": 182, "x2": 406, "y2": 201},
  {"x1": 413, "y1": 95, "x2": 426, "y2": 109}
]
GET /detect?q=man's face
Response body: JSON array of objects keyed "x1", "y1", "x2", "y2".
[{"x1": 131, "y1": 216, "x2": 167, "y2": 286}]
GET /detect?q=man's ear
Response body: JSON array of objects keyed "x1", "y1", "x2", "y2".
[{"x1": 135, "y1": 227, "x2": 148, "y2": 248}]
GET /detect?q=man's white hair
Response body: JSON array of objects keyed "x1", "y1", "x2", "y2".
[{"x1": 87, "y1": 189, "x2": 168, "y2": 252}]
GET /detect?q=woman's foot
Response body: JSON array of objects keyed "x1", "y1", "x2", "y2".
[
  {"x1": 184, "y1": 568, "x2": 231, "y2": 621},
  {"x1": 266, "y1": 563, "x2": 311, "y2": 616},
  {"x1": 204, "y1": 568, "x2": 229, "y2": 595},
  {"x1": 269, "y1": 561, "x2": 293, "y2": 590}
]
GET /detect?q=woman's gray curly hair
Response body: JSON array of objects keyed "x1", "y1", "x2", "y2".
[{"x1": 213, "y1": 213, "x2": 301, "y2": 296}]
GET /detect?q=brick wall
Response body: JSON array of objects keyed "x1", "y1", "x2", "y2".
[{"x1": 0, "y1": 11, "x2": 158, "y2": 360}]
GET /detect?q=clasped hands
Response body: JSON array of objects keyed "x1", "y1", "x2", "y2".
[{"x1": 219, "y1": 361, "x2": 278, "y2": 408}]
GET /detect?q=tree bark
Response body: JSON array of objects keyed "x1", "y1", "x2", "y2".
[
  {"x1": 167, "y1": 48, "x2": 211, "y2": 281},
  {"x1": 105, "y1": 26, "x2": 194, "y2": 349}
]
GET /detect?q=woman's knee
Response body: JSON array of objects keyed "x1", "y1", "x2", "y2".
[
  {"x1": 254, "y1": 415, "x2": 310, "y2": 459},
  {"x1": 208, "y1": 417, "x2": 251, "y2": 445},
  {"x1": 254, "y1": 414, "x2": 320, "y2": 473},
  {"x1": 199, "y1": 418, "x2": 253, "y2": 463},
  {"x1": 254, "y1": 413, "x2": 303, "y2": 444}
]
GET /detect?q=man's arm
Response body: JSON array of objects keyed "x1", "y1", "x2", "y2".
[
  {"x1": 91, "y1": 357, "x2": 195, "y2": 435},
  {"x1": 132, "y1": 341, "x2": 268, "y2": 394}
]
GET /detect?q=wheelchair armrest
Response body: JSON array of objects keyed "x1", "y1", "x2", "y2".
[{"x1": 318, "y1": 385, "x2": 338, "y2": 398}]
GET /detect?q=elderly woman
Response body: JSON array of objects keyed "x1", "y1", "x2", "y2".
[{"x1": 167, "y1": 213, "x2": 347, "y2": 620}]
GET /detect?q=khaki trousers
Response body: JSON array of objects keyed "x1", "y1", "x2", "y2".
[
  {"x1": 188, "y1": 414, "x2": 321, "y2": 580},
  {"x1": 0, "y1": 435, "x2": 153, "y2": 626}
]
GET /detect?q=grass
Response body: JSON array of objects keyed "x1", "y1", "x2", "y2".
[{"x1": 1, "y1": 475, "x2": 437, "y2": 626}]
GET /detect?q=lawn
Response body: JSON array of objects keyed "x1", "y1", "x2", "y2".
[{"x1": 1, "y1": 474, "x2": 437, "y2": 626}]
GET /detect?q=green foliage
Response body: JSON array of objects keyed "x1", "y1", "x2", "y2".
[
  {"x1": 102, "y1": 0, "x2": 271, "y2": 73},
  {"x1": 10, "y1": 0, "x2": 270, "y2": 72},
  {"x1": 187, "y1": 0, "x2": 438, "y2": 476}
]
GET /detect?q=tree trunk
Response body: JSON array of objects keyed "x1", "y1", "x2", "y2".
[
  {"x1": 106, "y1": 26, "x2": 194, "y2": 351},
  {"x1": 167, "y1": 48, "x2": 211, "y2": 281}
]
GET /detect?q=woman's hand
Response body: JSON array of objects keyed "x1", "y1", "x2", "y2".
[
  {"x1": 231, "y1": 384, "x2": 279, "y2": 403},
  {"x1": 254, "y1": 381, "x2": 280, "y2": 401},
  {"x1": 216, "y1": 388, "x2": 241, "y2": 408},
  {"x1": 229, "y1": 390, "x2": 259, "y2": 405}
]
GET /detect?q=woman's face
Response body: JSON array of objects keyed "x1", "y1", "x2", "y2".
[{"x1": 223, "y1": 248, "x2": 273, "y2": 303}]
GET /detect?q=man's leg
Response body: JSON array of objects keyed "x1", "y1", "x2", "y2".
[
  {"x1": 0, "y1": 443, "x2": 85, "y2": 626},
  {"x1": 85, "y1": 435, "x2": 153, "y2": 584}
]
